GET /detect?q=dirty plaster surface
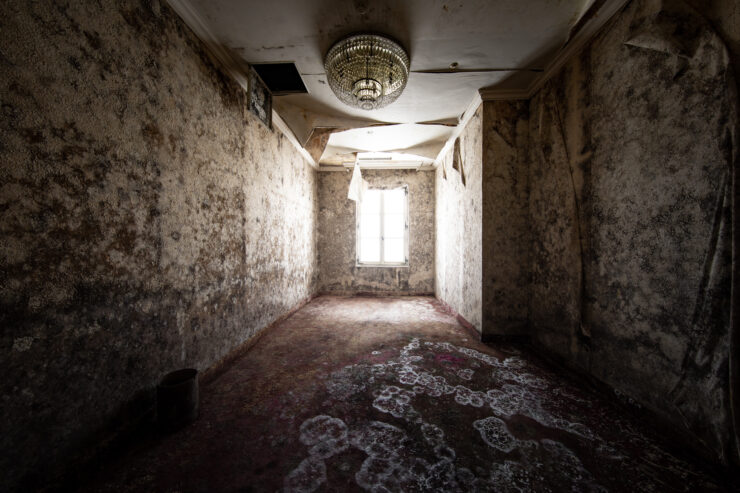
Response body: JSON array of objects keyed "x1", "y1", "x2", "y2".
[
  {"x1": 526, "y1": 0, "x2": 737, "y2": 463},
  {"x1": 82, "y1": 296, "x2": 733, "y2": 492},
  {"x1": 318, "y1": 170, "x2": 435, "y2": 294},
  {"x1": 0, "y1": 0, "x2": 317, "y2": 489},
  {"x1": 436, "y1": 106, "x2": 483, "y2": 331},
  {"x1": 482, "y1": 100, "x2": 530, "y2": 337}
]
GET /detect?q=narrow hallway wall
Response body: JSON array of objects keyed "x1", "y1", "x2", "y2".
[
  {"x1": 318, "y1": 169, "x2": 435, "y2": 294},
  {"x1": 482, "y1": 101, "x2": 530, "y2": 338},
  {"x1": 435, "y1": 107, "x2": 483, "y2": 331},
  {"x1": 0, "y1": 0, "x2": 318, "y2": 489},
  {"x1": 527, "y1": 0, "x2": 737, "y2": 464}
]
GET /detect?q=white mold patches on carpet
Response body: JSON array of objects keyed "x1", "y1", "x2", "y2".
[{"x1": 282, "y1": 337, "x2": 722, "y2": 492}]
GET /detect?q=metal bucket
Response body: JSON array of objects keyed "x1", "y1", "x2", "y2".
[{"x1": 156, "y1": 368, "x2": 199, "y2": 433}]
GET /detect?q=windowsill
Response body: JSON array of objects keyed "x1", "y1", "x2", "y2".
[{"x1": 356, "y1": 263, "x2": 410, "y2": 268}]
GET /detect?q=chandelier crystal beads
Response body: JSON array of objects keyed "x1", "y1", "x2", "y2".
[{"x1": 324, "y1": 34, "x2": 410, "y2": 111}]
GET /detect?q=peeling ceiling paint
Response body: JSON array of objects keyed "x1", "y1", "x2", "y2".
[
  {"x1": 183, "y1": 0, "x2": 592, "y2": 163},
  {"x1": 320, "y1": 124, "x2": 454, "y2": 165}
]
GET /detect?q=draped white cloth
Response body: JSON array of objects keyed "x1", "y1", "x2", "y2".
[{"x1": 347, "y1": 162, "x2": 369, "y2": 203}]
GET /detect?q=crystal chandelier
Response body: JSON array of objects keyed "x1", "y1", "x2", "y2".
[{"x1": 324, "y1": 34, "x2": 410, "y2": 111}]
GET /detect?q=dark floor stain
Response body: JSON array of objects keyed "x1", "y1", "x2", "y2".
[{"x1": 81, "y1": 296, "x2": 735, "y2": 492}]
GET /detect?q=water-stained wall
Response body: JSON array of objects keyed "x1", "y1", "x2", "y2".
[
  {"x1": 0, "y1": 0, "x2": 318, "y2": 489},
  {"x1": 435, "y1": 107, "x2": 483, "y2": 331},
  {"x1": 318, "y1": 169, "x2": 434, "y2": 294},
  {"x1": 482, "y1": 101, "x2": 530, "y2": 337},
  {"x1": 527, "y1": 0, "x2": 737, "y2": 464},
  {"x1": 685, "y1": 0, "x2": 740, "y2": 466}
]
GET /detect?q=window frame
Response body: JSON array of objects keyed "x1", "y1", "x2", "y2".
[{"x1": 355, "y1": 185, "x2": 409, "y2": 268}]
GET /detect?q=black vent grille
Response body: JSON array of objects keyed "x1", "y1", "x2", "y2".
[{"x1": 251, "y1": 63, "x2": 308, "y2": 95}]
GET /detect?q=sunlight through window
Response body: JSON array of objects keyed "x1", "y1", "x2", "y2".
[{"x1": 357, "y1": 187, "x2": 408, "y2": 266}]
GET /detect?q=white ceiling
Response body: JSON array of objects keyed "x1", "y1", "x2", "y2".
[
  {"x1": 180, "y1": 0, "x2": 595, "y2": 164},
  {"x1": 321, "y1": 123, "x2": 454, "y2": 165}
]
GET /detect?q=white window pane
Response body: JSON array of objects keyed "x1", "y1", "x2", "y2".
[
  {"x1": 361, "y1": 191, "x2": 381, "y2": 215},
  {"x1": 384, "y1": 238, "x2": 405, "y2": 263},
  {"x1": 384, "y1": 189, "x2": 405, "y2": 214},
  {"x1": 384, "y1": 213, "x2": 405, "y2": 238},
  {"x1": 360, "y1": 213, "x2": 380, "y2": 239},
  {"x1": 360, "y1": 237, "x2": 381, "y2": 263}
]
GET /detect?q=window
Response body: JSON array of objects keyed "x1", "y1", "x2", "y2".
[{"x1": 357, "y1": 187, "x2": 408, "y2": 266}]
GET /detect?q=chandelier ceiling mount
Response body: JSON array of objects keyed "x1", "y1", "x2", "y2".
[{"x1": 324, "y1": 34, "x2": 410, "y2": 111}]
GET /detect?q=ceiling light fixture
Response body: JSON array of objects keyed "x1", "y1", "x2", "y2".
[{"x1": 324, "y1": 34, "x2": 410, "y2": 111}]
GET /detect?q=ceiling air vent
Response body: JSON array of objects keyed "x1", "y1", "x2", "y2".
[{"x1": 250, "y1": 63, "x2": 307, "y2": 95}]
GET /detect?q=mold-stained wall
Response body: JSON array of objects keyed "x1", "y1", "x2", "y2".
[
  {"x1": 481, "y1": 101, "x2": 530, "y2": 337},
  {"x1": 0, "y1": 0, "x2": 318, "y2": 489},
  {"x1": 318, "y1": 169, "x2": 434, "y2": 294},
  {"x1": 435, "y1": 107, "x2": 483, "y2": 331},
  {"x1": 685, "y1": 0, "x2": 740, "y2": 464},
  {"x1": 527, "y1": 0, "x2": 736, "y2": 464}
]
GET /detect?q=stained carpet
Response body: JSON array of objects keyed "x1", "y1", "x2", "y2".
[{"x1": 82, "y1": 295, "x2": 734, "y2": 492}]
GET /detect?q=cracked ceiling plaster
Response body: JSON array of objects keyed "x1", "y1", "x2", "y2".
[{"x1": 178, "y1": 0, "x2": 596, "y2": 166}]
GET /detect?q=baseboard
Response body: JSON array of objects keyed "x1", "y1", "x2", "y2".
[
  {"x1": 201, "y1": 292, "x2": 318, "y2": 385},
  {"x1": 45, "y1": 390, "x2": 156, "y2": 493},
  {"x1": 481, "y1": 333, "x2": 530, "y2": 344},
  {"x1": 525, "y1": 338, "x2": 738, "y2": 479},
  {"x1": 47, "y1": 291, "x2": 319, "y2": 492},
  {"x1": 318, "y1": 290, "x2": 436, "y2": 297},
  {"x1": 433, "y1": 296, "x2": 482, "y2": 341}
]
